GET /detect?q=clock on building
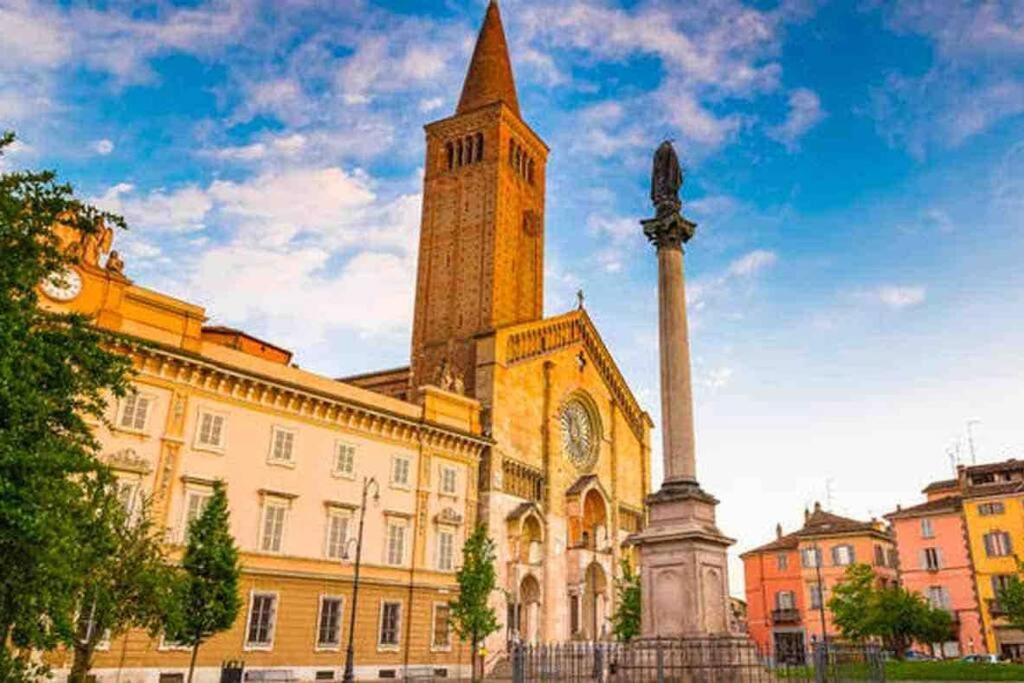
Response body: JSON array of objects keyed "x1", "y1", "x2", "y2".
[
  {"x1": 40, "y1": 267, "x2": 83, "y2": 302},
  {"x1": 560, "y1": 400, "x2": 597, "y2": 471}
]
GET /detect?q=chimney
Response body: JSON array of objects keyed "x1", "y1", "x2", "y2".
[
  {"x1": 776, "y1": 523, "x2": 783, "y2": 539},
  {"x1": 814, "y1": 501, "x2": 822, "y2": 513}
]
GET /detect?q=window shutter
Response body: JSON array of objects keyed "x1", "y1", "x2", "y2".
[
  {"x1": 984, "y1": 534, "x2": 993, "y2": 556},
  {"x1": 1004, "y1": 532, "x2": 1013, "y2": 555}
]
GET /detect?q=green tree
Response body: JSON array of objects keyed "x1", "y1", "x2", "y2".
[
  {"x1": 995, "y1": 558, "x2": 1024, "y2": 632},
  {"x1": 610, "y1": 558, "x2": 642, "y2": 642},
  {"x1": 449, "y1": 524, "x2": 500, "y2": 682},
  {"x1": 828, "y1": 563, "x2": 878, "y2": 642},
  {"x1": 69, "y1": 486, "x2": 179, "y2": 682},
  {"x1": 165, "y1": 481, "x2": 241, "y2": 683},
  {"x1": 0, "y1": 132, "x2": 132, "y2": 679}
]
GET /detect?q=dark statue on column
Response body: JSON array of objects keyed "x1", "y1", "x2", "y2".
[{"x1": 651, "y1": 140, "x2": 683, "y2": 218}]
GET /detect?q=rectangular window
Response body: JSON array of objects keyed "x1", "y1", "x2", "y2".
[
  {"x1": 261, "y1": 503, "x2": 287, "y2": 553},
  {"x1": 923, "y1": 547, "x2": 941, "y2": 570},
  {"x1": 181, "y1": 489, "x2": 212, "y2": 541},
  {"x1": 440, "y1": 466, "x2": 457, "y2": 495},
  {"x1": 317, "y1": 597, "x2": 343, "y2": 650},
  {"x1": 776, "y1": 553, "x2": 788, "y2": 571},
  {"x1": 195, "y1": 411, "x2": 226, "y2": 449},
  {"x1": 801, "y1": 548, "x2": 821, "y2": 568},
  {"x1": 874, "y1": 545, "x2": 886, "y2": 567},
  {"x1": 325, "y1": 511, "x2": 350, "y2": 560},
  {"x1": 979, "y1": 502, "x2": 1006, "y2": 516},
  {"x1": 570, "y1": 594, "x2": 580, "y2": 634},
  {"x1": 379, "y1": 602, "x2": 402, "y2": 647},
  {"x1": 334, "y1": 442, "x2": 356, "y2": 477},
  {"x1": 921, "y1": 518, "x2": 934, "y2": 538},
  {"x1": 245, "y1": 593, "x2": 277, "y2": 649},
  {"x1": 809, "y1": 583, "x2": 824, "y2": 609},
  {"x1": 432, "y1": 604, "x2": 451, "y2": 649},
  {"x1": 437, "y1": 530, "x2": 454, "y2": 571},
  {"x1": 992, "y1": 574, "x2": 1014, "y2": 595},
  {"x1": 269, "y1": 427, "x2": 295, "y2": 465},
  {"x1": 119, "y1": 394, "x2": 151, "y2": 431},
  {"x1": 386, "y1": 522, "x2": 406, "y2": 566},
  {"x1": 984, "y1": 531, "x2": 1013, "y2": 557},
  {"x1": 833, "y1": 545, "x2": 854, "y2": 566},
  {"x1": 776, "y1": 591, "x2": 795, "y2": 610},
  {"x1": 115, "y1": 479, "x2": 140, "y2": 517},
  {"x1": 391, "y1": 456, "x2": 411, "y2": 487},
  {"x1": 927, "y1": 586, "x2": 950, "y2": 611}
]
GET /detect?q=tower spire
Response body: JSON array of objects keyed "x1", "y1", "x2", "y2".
[{"x1": 456, "y1": 0, "x2": 521, "y2": 116}]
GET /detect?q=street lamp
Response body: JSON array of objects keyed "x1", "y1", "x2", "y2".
[
  {"x1": 342, "y1": 476, "x2": 380, "y2": 683},
  {"x1": 813, "y1": 543, "x2": 828, "y2": 650}
]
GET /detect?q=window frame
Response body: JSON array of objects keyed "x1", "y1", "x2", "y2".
[
  {"x1": 801, "y1": 547, "x2": 821, "y2": 568},
  {"x1": 116, "y1": 392, "x2": 156, "y2": 434},
  {"x1": 333, "y1": 441, "x2": 356, "y2": 479},
  {"x1": 314, "y1": 594, "x2": 345, "y2": 652},
  {"x1": 324, "y1": 508, "x2": 352, "y2": 560},
  {"x1": 921, "y1": 518, "x2": 934, "y2": 538},
  {"x1": 984, "y1": 530, "x2": 1013, "y2": 557},
  {"x1": 775, "y1": 590, "x2": 795, "y2": 610},
  {"x1": 776, "y1": 553, "x2": 789, "y2": 571},
  {"x1": 809, "y1": 582, "x2": 824, "y2": 610},
  {"x1": 243, "y1": 591, "x2": 279, "y2": 652},
  {"x1": 439, "y1": 465, "x2": 458, "y2": 496},
  {"x1": 390, "y1": 455, "x2": 412, "y2": 489},
  {"x1": 267, "y1": 425, "x2": 297, "y2": 468},
  {"x1": 979, "y1": 502, "x2": 1006, "y2": 516},
  {"x1": 430, "y1": 602, "x2": 452, "y2": 652},
  {"x1": 385, "y1": 519, "x2": 407, "y2": 567},
  {"x1": 377, "y1": 600, "x2": 403, "y2": 651},
  {"x1": 436, "y1": 527, "x2": 455, "y2": 572},
  {"x1": 923, "y1": 547, "x2": 942, "y2": 571},
  {"x1": 832, "y1": 544, "x2": 855, "y2": 566},
  {"x1": 193, "y1": 408, "x2": 228, "y2": 453},
  {"x1": 259, "y1": 498, "x2": 290, "y2": 554},
  {"x1": 179, "y1": 484, "x2": 213, "y2": 543}
]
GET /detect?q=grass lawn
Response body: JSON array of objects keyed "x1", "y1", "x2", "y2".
[{"x1": 777, "y1": 660, "x2": 1024, "y2": 680}]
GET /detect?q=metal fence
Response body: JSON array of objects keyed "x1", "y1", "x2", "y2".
[{"x1": 501, "y1": 639, "x2": 886, "y2": 683}]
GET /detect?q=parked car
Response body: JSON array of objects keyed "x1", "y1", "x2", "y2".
[
  {"x1": 904, "y1": 650, "x2": 938, "y2": 661},
  {"x1": 961, "y1": 654, "x2": 1005, "y2": 664}
]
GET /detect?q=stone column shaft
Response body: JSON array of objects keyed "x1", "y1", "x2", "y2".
[{"x1": 657, "y1": 242, "x2": 697, "y2": 485}]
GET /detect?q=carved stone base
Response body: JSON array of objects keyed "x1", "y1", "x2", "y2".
[{"x1": 632, "y1": 481, "x2": 735, "y2": 638}]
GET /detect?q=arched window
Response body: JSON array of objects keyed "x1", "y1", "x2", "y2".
[
  {"x1": 527, "y1": 158, "x2": 535, "y2": 184},
  {"x1": 465, "y1": 136, "x2": 474, "y2": 165},
  {"x1": 508, "y1": 139, "x2": 515, "y2": 166},
  {"x1": 515, "y1": 147, "x2": 522, "y2": 174},
  {"x1": 475, "y1": 132, "x2": 484, "y2": 162},
  {"x1": 445, "y1": 142, "x2": 454, "y2": 171},
  {"x1": 456, "y1": 139, "x2": 464, "y2": 167}
]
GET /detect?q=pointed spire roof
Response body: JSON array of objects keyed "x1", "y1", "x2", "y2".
[{"x1": 456, "y1": 0, "x2": 521, "y2": 117}]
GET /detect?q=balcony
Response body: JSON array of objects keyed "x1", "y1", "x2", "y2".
[{"x1": 771, "y1": 608, "x2": 802, "y2": 624}]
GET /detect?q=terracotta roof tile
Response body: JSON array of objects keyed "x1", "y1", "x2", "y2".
[
  {"x1": 456, "y1": 1, "x2": 521, "y2": 117},
  {"x1": 884, "y1": 496, "x2": 962, "y2": 519}
]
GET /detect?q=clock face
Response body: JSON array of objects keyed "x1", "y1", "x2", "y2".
[
  {"x1": 40, "y1": 268, "x2": 83, "y2": 302},
  {"x1": 561, "y1": 400, "x2": 597, "y2": 471}
]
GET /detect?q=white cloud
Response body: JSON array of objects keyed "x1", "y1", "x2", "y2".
[
  {"x1": 727, "y1": 249, "x2": 778, "y2": 277},
  {"x1": 876, "y1": 285, "x2": 926, "y2": 310},
  {"x1": 91, "y1": 139, "x2": 114, "y2": 155},
  {"x1": 94, "y1": 183, "x2": 213, "y2": 234},
  {"x1": 688, "y1": 249, "x2": 778, "y2": 311},
  {"x1": 768, "y1": 88, "x2": 824, "y2": 149}
]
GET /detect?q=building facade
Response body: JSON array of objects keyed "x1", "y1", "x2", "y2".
[
  {"x1": 741, "y1": 504, "x2": 897, "y2": 659},
  {"x1": 40, "y1": 2, "x2": 651, "y2": 680},
  {"x1": 885, "y1": 483, "x2": 984, "y2": 657}
]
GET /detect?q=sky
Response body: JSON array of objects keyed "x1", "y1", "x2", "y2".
[{"x1": 3, "y1": 0, "x2": 1024, "y2": 595}]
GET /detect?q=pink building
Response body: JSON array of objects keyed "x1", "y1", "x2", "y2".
[{"x1": 886, "y1": 481, "x2": 984, "y2": 657}]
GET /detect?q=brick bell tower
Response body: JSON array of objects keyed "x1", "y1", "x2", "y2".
[{"x1": 410, "y1": 0, "x2": 548, "y2": 398}]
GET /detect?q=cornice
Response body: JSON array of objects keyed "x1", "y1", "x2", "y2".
[{"x1": 113, "y1": 339, "x2": 491, "y2": 459}]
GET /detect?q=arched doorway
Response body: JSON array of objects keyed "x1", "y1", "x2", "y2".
[
  {"x1": 583, "y1": 562, "x2": 608, "y2": 640},
  {"x1": 581, "y1": 489, "x2": 607, "y2": 550},
  {"x1": 519, "y1": 574, "x2": 541, "y2": 644}
]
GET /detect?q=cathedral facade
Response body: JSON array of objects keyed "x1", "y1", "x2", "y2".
[{"x1": 40, "y1": 2, "x2": 650, "y2": 681}]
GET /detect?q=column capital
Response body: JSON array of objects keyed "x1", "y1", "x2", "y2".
[{"x1": 641, "y1": 212, "x2": 696, "y2": 250}]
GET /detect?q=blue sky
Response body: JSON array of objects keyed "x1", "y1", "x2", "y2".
[{"x1": 4, "y1": 0, "x2": 1024, "y2": 592}]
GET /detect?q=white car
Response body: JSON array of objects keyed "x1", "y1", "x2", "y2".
[{"x1": 960, "y1": 654, "x2": 1004, "y2": 664}]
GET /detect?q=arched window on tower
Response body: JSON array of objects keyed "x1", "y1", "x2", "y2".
[
  {"x1": 457, "y1": 139, "x2": 464, "y2": 167},
  {"x1": 446, "y1": 142, "x2": 454, "y2": 171},
  {"x1": 508, "y1": 139, "x2": 515, "y2": 167},
  {"x1": 527, "y1": 158, "x2": 535, "y2": 184},
  {"x1": 515, "y1": 147, "x2": 522, "y2": 174},
  {"x1": 465, "y1": 136, "x2": 474, "y2": 165},
  {"x1": 475, "y1": 132, "x2": 484, "y2": 162}
]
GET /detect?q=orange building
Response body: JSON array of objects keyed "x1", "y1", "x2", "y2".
[
  {"x1": 885, "y1": 481, "x2": 984, "y2": 657},
  {"x1": 742, "y1": 503, "x2": 897, "y2": 660}
]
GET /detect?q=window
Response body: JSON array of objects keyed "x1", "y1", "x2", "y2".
[
  {"x1": 776, "y1": 591, "x2": 795, "y2": 610},
  {"x1": 115, "y1": 479, "x2": 140, "y2": 517},
  {"x1": 874, "y1": 545, "x2": 886, "y2": 567},
  {"x1": 269, "y1": 427, "x2": 296, "y2": 465},
  {"x1": 809, "y1": 583, "x2": 824, "y2": 609},
  {"x1": 325, "y1": 511, "x2": 350, "y2": 560},
  {"x1": 927, "y1": 586, "x2": 951, "y2": 611},
  {"x1": 921, "y1": 518, "x2": 934, "y2": 538},
  {"x1": 984, "y1": 531, "x2": 1013, "y2": 557},
  {"x1": 475, "y1": 132, "x2": 484, "y2": 162},
  {"x1": 181, "y1": 488, "x2": 212, "y2": 540},
  {"x1": 992, "y1": 574, "x2": 1014, "y2": 596},
  {"x1": 119, "y1": 393, "x2": 152, "y2": 431},
  {"x1": 316, "y1": 596, "x2": 343, "y2": 650},
  {"x1": 437, "y1": 529, "x2": 454, "y2": 571},
  {"x1": 832, "y1": 545, "x2": 855, "y2": 566},
  {"x1": 923, "y1": 547, "x2": 942, "y2": 570},
  {"x1": 245, "y1": 593, "x2": 277, "y2": 649},
  {"x1": 391, "y1": 456, "x2": 411, "y2": 488},
  {"x1": 432, "y1": 603, "x2": 451, "y2": 649},
  {"x1": 379, "y1": 602, "x2": 402, "y2": 648},
  {"x1": 801, "y1": 547, "x2": 821, "y2": 568},
  {"x1": 261, "y1": 502, "x2": 287, "y2": 553},
  {"x1": 440, "y1": 466, "x2": 457, "y2": 495},
  {"x1": 569, "y1": 594, "x2": 580, "y2": 634},
  {"x1": 979, "y1": 502, "x2": 1006, "y2": 516},
  {"x1": 195, "y1": 410, "x2": 226, "y2": 449},
  {"x1": 887, "y1": 548, "x2": 899, "y2": 568},
  {"x1": 334, "y1": 442, "x2": 355, "y2": 478},
  {"x1": 776, "y1": 553, "x2": 788, "y2": 571},
  {"x1": 386, "y1": 522, "x2": 406, "y2": 566}
]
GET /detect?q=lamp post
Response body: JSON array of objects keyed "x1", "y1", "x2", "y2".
[
  {"x1": 342, "y1": 476, "x2": 379, "y2": 683},
  {"x1": 814, "y1": 543, "x2": 828, "y2": 648}
]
